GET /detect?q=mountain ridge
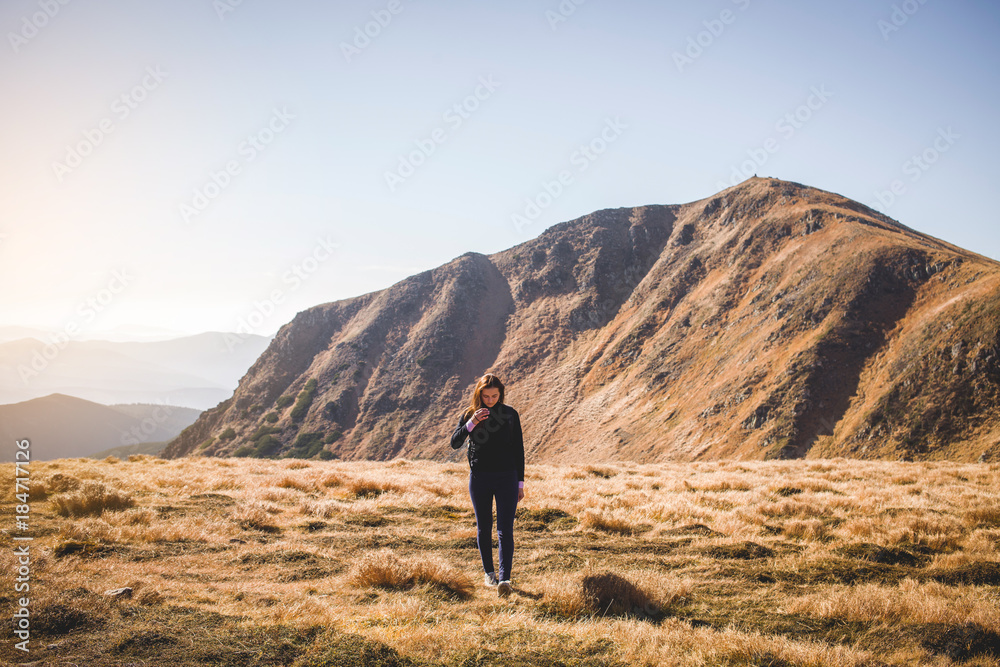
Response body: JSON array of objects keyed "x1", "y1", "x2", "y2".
[{"x1": 165, "y1": 178, "x2": 1000, "y2": 463}]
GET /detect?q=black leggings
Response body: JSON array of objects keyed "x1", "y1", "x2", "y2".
[{"x1": 468, "y1": 469, "x2": 519, "y2": 581}]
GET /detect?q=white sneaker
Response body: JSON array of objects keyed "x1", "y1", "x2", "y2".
[
  {"x1": 484, "y1": 572, "x2": 498, "y2": 587},
  {"x1": 497, "y1": 580, "x2": 512, "y2": 597}
]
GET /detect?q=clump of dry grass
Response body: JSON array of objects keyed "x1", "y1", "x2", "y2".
[
  {"x1": 584, "y1": 465, "x2": 618, "y2": 478},
  {"x1": 579, "y1": 509, "x2": 636, "y2": 535},
  {"x1": 299, "y1": 499, "x2": 346, "y2": 518},
  {"x1": 758, "y1": 497, "x2": 827, "y2": 519},
  {"x1": 51, "y1": 481, "x2": 134, "y2": 518},
  {"x1": 344, "y1": 477, "x2": 403, "y2": 498},
  {"x1": 318, "y1": 472, "x2": 344, "y2": 488},
  {"x1": 540, "y1": 566, "x2": 689, "y2": 620},
  {"x1": 697, "y1": 477, "x2": 754, "y2": 492},
  {"x1": 784, "y1": 518, "x2": 828, "y2": 541},
  {"x1": 886, "y1": 514, "x2": 965, "y2": 551},
  {"x1": 348, "y1": 548, "x2": 473, "y2": 599},
  {"x1": 41, "y1": 472, "x2": 82, "y2": 494},
  {"x1": 582, "y1": 570, "x2": 660, "y2": 616},
  {"x1": 231, "y1": 502, "x2": 282, "y2": 532},
  {"x1": 964, "y1": 506, "x2": 1000, "y2": 528},
  {"x1": 276, "y1": 475, "x2": 317, "y2": 493}
]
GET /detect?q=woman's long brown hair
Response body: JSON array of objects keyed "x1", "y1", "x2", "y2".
[{"x1": 462, "y1": 373, "x2": 505, "y2": 421}]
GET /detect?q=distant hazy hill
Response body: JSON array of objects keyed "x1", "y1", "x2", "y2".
[
  {"x1": 166, "y1": 178, "x2": 1000, "y2": 463},
  {"x1": 0, "y1": 332, "x2": 271, "y2": 409},
  {"x1": 0, "y1": 324, "x2": 185, "y2": 344},
  {"x1": 90, "y1": 440, "x2": 170, "y2": 459},
  {"x1": 0, "y1": 394, "x2": 200, "y2": 460}
]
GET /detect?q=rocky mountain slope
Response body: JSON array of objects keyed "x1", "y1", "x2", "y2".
[{"x1": 165, "y1": 178, "x2": 1000, "y2": 463}]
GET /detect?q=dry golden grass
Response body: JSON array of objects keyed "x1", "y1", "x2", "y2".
[
  {"x1": 349, "y1": 548, "x2": 474, "y2": 599},
  {"x1": 787, "y1": 577, "x2": 1000, "y2": 628},
  {"x1": 50, "y1": 480, "x2": 134, "y2": 517},
  {"x1": 2, "y1": 456, "x2": 1000, "y2": 666},
  {"x1": 579, "y1": 508, "x2": 641, "y2": 535}
]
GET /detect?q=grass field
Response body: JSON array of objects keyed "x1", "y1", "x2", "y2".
[{"x1": 1, "y1": 455, "x2": 999, "y2": 666}]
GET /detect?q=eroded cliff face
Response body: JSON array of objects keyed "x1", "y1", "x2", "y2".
[{"x1": 165, "y1": 178, "x2": 1000, "y2": 463}]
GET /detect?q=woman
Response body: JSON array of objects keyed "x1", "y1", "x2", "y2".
[{"x1": 450, "y1": 373, "x2": 525, "y2": 597}]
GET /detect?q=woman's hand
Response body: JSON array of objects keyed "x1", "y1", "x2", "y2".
[
  {"x1": 517, "y1": 487, "x2": 525, "y2": 501},
  {"x1": 473, "y1": 407, "x2": 490, "y2": 424}
]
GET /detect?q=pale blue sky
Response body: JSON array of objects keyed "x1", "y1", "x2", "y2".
[{"x1": 2, "y1": 0, "x2": 997, "y2": 338}]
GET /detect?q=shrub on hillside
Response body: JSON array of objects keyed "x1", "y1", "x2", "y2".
[{"x1": 291, "y1": 379, "x2": 319, "y2": 422}]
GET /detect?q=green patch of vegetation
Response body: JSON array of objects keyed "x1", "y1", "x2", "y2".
[
  {"x1": 276, "y1": 394, "x2": 294, "y2": 409},
  {"x1": 253, "y1": 435, "x2": 283, "y2": 458},
  {"x1": 250, "y1": 425, "x2": 281, "y2": 441},
  {"x1": 285, "y1": 432, "x2": 325, "y2": 459},
  {"x1": 218, "y1": 427, "x2": 236, "y2": 441},
  {"x1": 291, "y1": 379, "x2": 319, "y2": 421},
  {"x1": 324, "y1": 429, "x2": 343, "y2": 444},
  {"x1": 264, "y1": 412, "x2": 279, "y2": 423}
]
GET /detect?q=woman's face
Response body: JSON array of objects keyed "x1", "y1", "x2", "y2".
[{"x1": 481, "y1": 387, "x2": 500, "y2": 407}]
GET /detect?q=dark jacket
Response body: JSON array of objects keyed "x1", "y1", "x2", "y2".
[{"x1": 450, "y1": 404, "x2": 524, "y2": 482}]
